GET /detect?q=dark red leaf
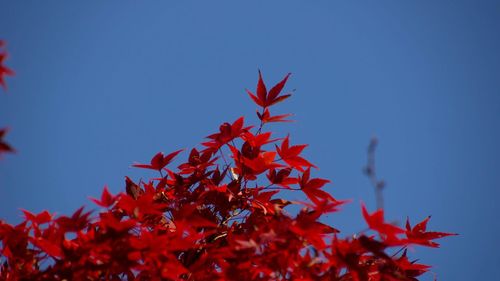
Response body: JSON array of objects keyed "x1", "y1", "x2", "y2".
[
  {"x1": 256, "y1": 70, "x2": 267, "y2": 104},
  {"x1": 90, "y1": 186, "x2": 116, "y2": 208},
  {"x1": 362, "y1": 204, "x2": 404, "y2": 243},
  {"x1": 405, "y1": 216, "x2": 457, "y2": 247},
  {"x1": 267, "y1": 73, "x2": 291, "y2": 103}
]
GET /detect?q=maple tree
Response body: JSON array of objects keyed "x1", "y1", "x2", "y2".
[{"x1": 0, "y1": 46, "x2": 455, "y2": 280}]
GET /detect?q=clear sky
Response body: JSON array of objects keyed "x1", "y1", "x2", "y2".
[{"x1": 1, "y1": 1, "x2": 499, "y2": 280}]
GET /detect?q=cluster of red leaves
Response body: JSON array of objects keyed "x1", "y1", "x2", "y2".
[
  {"x1": 0, "y1": 40, "x2": 15, "y2": 157},
  {"x1": 0, "y1": 72, "x2": 455, "y2": 281}
]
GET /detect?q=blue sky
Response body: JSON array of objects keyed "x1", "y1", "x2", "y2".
[{"x1": 1, "y1": 1, "x2": 500, "y2": 280}]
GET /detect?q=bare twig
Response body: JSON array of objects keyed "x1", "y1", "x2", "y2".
[{"x1": 363, "y1": 136, "x2": 386, "y2": 210}]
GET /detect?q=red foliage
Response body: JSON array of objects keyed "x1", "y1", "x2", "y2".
[{"x1": 0, "y1": 72, "x2": 455, "y2": 280}]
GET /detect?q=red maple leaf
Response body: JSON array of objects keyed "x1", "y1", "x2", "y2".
[
  {"x1": 266, "y1": 168, "x2": 298, "y2": 189},
  {"x1": 250, "y1": 190, "x2": 280, "y2": 215},
  {"x1": 21, "y1": 210, "x2": 53, "y2": 225},
  {"x1": 241, "y1": 131, "x2": 278, "y2": 148},
  {"x1": 133, "y1": 149, "x2": 184, "y2": 171},
  {"x1": 32, "y1": 238, "x2": 63, "y2": 258},
  {"x1": 276, "y1": 135, "x2": 316, "y2": 172},
  {"x1": 203, "y1": 117, "x2": 252, "y2": 151},
  {"x1": 299, "y1": 167, "x2": 335, "y2": 204},
  {"x1": 56, "y1": 206, "x2": 92, "y2": 232},
  {"x1": 229, "y1": 144, "x2": 283, "y2": 180},
  {"x1": 257, "y1": 108, "x2": 293, "y2": 124},
  {"x1": 246, "y1": 71, "x2": 291, "y2": 108},
  {"x1": 394, "y1": 250, "x2": 431, "y2": 278},
  {"x1": 90, "y1": 186, "x2": 117, "y2": 208},
  {"x1": 362, "y1": 204, "x2": 404, "y2": 243},
  {"x1": 125, "y1": 176, "x2": 144, "y2": 199},
  {"x1": 290, "y1": 209, "x2": 338, "y2": 250},
  {"x1": 405, "y1": 216, "x2": 457, "y2": 248}
]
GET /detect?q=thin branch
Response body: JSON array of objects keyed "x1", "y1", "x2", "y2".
[
  {"x1": 256, "y1": 108, "x2": 265, "y2": 134},
  {"x1": 363, "y1": 136, "x2": 386, "y2": 210}
]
